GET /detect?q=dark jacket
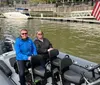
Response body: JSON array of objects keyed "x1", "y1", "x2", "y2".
[{"x1": 34, "y1": 38, "x2": 53, "y2": 54}]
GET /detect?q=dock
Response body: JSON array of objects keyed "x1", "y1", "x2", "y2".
[
  {"x1": 1, "y1": 15, "x2": 99, "y2": 24},
  {"x1": 33, "y1": 17, "x2": 100, "y2": 24},
  {"x1": 32, "y1": 10, "x2": 100, "y2": 24}
]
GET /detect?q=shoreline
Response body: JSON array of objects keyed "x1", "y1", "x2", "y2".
[
  {"x1": 32, "y1": 17, "x2": 100, "y2": 24},
  {"x1": 0, "y1": 16, "x2": 99, "y2": 24}
]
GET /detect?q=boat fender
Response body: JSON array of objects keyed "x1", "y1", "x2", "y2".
[
  {"x1": 14, "y1": 62, "x2": 18, "y2": 74},
  {"x1": 9, "y1": 57, "x2": 18, "y2": 73},
  {"x1": 0, "y1": 60, "x2": 12, "y2": 77},
  {"x1": 9, "y1": 57, "x2": 16, "y2": 67}
]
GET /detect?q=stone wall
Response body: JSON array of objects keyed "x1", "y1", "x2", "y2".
[
  {"x1": 0, "y1": 4, "x2": 93, "y2": 17},
  {"x1": 15, "y1": 4, "x2": 93, "y2": 13}
]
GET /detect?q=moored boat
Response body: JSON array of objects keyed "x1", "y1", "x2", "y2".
[{"x1": 3, "y1": 8, "x2": 32, "y2": 19}]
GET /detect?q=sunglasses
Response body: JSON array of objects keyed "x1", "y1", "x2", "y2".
[{"x1": 21, "y1": 33, "x2": 28, "y2": 35}]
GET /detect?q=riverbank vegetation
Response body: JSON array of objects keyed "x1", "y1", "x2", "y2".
[
  {"x1": 0, "y1": 0, "x2": 95, "y2": 7},
  {"x1": 25, "y1": 0, "x2": 94, "y2": 6}
]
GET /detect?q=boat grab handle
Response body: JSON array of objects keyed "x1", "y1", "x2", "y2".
[{"x1": 64, "y1": 55, "x2": 70, "y2": 58}]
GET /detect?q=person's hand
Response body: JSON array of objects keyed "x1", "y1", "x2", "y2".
[
  {"x1": 28, "y1": 56, "x2": 31, "y2": 60},
  {"x1": 48, "y1": 48, "x2": 53, "y2": 52}
]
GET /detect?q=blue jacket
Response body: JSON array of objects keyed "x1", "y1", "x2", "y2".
[{"x1": 14, "y1": 37, "x2": 37, "y2": 60}]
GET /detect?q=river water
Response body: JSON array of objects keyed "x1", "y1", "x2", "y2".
[{"x1": 0, "y1": 18, "x2": 100, "y2": 63}]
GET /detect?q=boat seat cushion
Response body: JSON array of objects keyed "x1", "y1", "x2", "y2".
[
  {"x1": 34, "y1": 66, "x2": 45, "y2": 77},
  {"x1": 64, "y1": 70, "x2": 84, "y2": 84},
  {"x1": 49, "y1": 49, "x2": 59, "y2": 58},
  {"x1": 52, "y1": 58, "x2": 61, "y2": 67}
]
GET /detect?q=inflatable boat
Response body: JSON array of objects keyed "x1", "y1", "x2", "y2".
[{"x1": 0, "y1": 34, "x2": 100, "y2": 85}]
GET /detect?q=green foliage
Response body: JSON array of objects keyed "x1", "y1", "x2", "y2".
[
  {"x1": 29, "y1": 0, "x2": 93, "y2": 4},
  {"x1": 30, "y1": 0, "x2": 56, "y2": 3},
  {"x1": 30, "y1": 0, "x2": 46, "y2": 3}
]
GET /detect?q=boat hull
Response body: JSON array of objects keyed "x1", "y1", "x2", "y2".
[
  {"x1": 0, "y1": 35, "x2": 100, "y2": 85},
  {"x1": 3, "y1": 12, "x2": 31, "y2": 19}
]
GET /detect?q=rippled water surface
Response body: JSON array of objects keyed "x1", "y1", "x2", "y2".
[{"x1": 0, "y1": 18, "x2": 100, "y2": 63}]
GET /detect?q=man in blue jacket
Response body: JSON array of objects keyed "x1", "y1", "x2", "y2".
[{"x1": 14, "y1": 29, "x2": 37, "y2": 85}]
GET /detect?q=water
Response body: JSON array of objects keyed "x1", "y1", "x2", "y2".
[{"x1": 0, "y1": 18, "x2": 100, "y2": 63}]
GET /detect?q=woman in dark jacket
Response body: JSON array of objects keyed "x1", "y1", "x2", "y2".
[{"x1": 34, "y1": 30, "x2": 53, "y2": 62}]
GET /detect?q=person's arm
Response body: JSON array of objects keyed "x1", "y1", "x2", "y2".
[
  {"x1": 47, "y1": 39, "x2": 53, "y2": 48},
  {"x1": 14, "y1": 38, "x2": 28, "y2": 60},
  {"x1": 28, "y1": 40, "x2": 38, "y2": 60},
  {"x1": 46, "y1": 38, "x2": 54, "y2": 52},
  {"x1": 34, "y1": 41, "x2": 48, "y2": 54},
  {"x1": 31, "y1": 41, "x2": 37, "y2": 55}
]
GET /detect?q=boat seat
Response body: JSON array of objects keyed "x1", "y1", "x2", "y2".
[
  {"x1": 31, "y1": 55, "x2": 50, "y2": 77},
  {"x1": 64, "y1": 70, "x2": 83, "y2": 84},
  {"x1": 52, "y1": 55, "x2": 70, "y2": 68},
  {"x1": 49, "y1": 49, "x2": 60, "y2": 67},
  {"x1": 49, "y1": 49, "x2": 59, "y2": 60},
  {"x1": 49, "y1": 49, "x2": 61, "y2": 82},
  {"x1": 34, "y1": 66, "x2": 45, "y2": 77},
  {"x1": 31, "y1": 55, "x2": 50, "y2": 85},
  {"x1": 48, "y1": 49, "x2": 61, "y2": 84},
  {"x1": 60, "y1": 57, "x2": 84, "y2": 85},
  {"x1": 52, "y1": 58, "x2": 61, "y2": 67}
]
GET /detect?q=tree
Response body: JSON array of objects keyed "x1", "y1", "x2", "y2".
[
  {"x1": 48, "y1": 0, "x2": 56, "y2": 3},
  {"x1": 30, "y1": 0, "x2": 56, "y2": 4}
]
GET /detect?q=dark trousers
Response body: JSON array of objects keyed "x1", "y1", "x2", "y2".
[
  {"x1": 17, "y1": 60, "x2": 29, "y2": 85},
  {"x1": 39, "y1": 54, "x2": 49, "y2": 67},
  {"x1": 38, "y1": 54, "x2": 57, "y2": 67}
]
